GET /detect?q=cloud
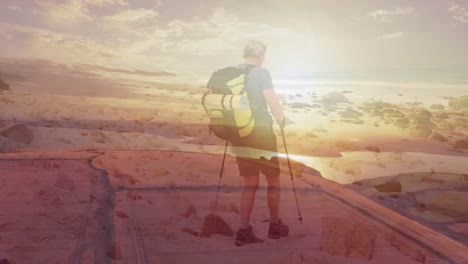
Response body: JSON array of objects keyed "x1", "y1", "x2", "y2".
[
  {"x1": 33, "y1": 0, "x2": 129, "y2": 26},
  {"x1": 7, "y1": 5, "x2": 22, "y2": 11},
  {"x1": 369, "y1": 7, "x2": 414, "y2": 22},
  {"x1": 0, "y1": 22, "x2": 121, "y2": 64},
  {"x1": 76, "y1": 64, "x2": 176, "y2": 77},
  {"x1": 131, "y1": 8, "x2": 299, "y2": 56},
  {"x1": 34, "y1": 0, "x2": 92, "y2": 25},
  {"x1": 376, "y1": 32, "x2": 405, "y2": 40},
  {"x1": 449, "y1": 2, "x2": 468, "y2": 23},
  {"x1": 82, "y1": 0, "x2": 128, "y2": 7},
  {"x1": 103, "y1": 8, "x2": 159, "y2": 23}
]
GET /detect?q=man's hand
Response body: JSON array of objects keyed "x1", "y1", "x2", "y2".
[{"x1": 278, "y1": 116, "x2": 294, "y2": 129}]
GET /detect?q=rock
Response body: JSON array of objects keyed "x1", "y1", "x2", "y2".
[
  {"x1": 430, "y1": 104, "x2": 445, "y2": 110},
  {"x1": 370, "y1": 110, "x2": 384, "y2": 118},
  {"x1": 138, "y1": 112, "x2": 154, "y2": 122},
  {"x1": 374, "y1": 182, "x2": 402, "y2": 193},
  {"x1": 180, "y1": 204, "x2": 198, "y2": 218},
  {"x1": 409, "y1": 160, "x2": 426, "y2": 169},
  {"x1": 452, "y1": 131, "x2": 465, "y2": 137},
  {"x1": 322, "y1": 92, "x2": 349, "y2": 104},
  {"x1": 0, "y1": 79, "x2": 10, "y2": 92},
  {"x1": 415, "y1": 191, "x2": 468, "y2": 218},
  {"x1": 340, "y1": 118, "x2": 364, "y2": 125},
  {"x1": 106, "y1": 242, "x2": 123, "y2": 260},
  {"x1": 383, "y1": 109, "x2": 404, "y2": 119},
  {"x1": 438, "y1": 120, "x2": 455, "y2": 130},
  {"x1": 412, "y1": 117, "x2": 438, "y2": 130},
  {"x1": 416, "y1": 110, "x2": 433, "y2": 120},
  {"x1": 454, "y1": 138, "x2": 468, "y2": 149},
  {"x1": 339, "y1": 107, "x2": 363, "y2": 117},
  {"x1": 363, "y1": 101, "x2": 394, "y2": 110},
  {"x1": 93, "y1": 131, "x2": 111, "y2": 144},
  {"x1": 335, "y1": 140, "x2": 359, "y2": 151},
  {"x1": 448, "y1": 223, "x2": 468, "y2": 236},
  {"x1": 393, "y1": 118, "x2": 410, "y2": 129},
  {"x1": 429, "y1": 132, "x2": 447, "y2": 142},
  {"x1": 0, "y1": 124, "x2": 34, "y2": 144},
  {"x1": 454, "y1": 118, "x2": 468, "y2": 129},
  {"x1": 200, "y1": 213, "x2": 234, "y2": 237},
  {"x1": 115, "y1": 210, "x2": 129, "y2": 219},
  {"x1": 365, "y1": 146, "x2": 380, "y2": 152},
  {"x1": 434, "y1": 112, "x2": 449, "y2": 120},
  {"x1": 448, "y1": 95, "x2": 468, "y2": 111},
  {"x1": 313, "y1": 126, "x2": 328, "y2": 133},
  {"x1": 406, "y1": 124, "x2": 432, "y2": 138},
  {"x1": 305, "y1": 132, "x2": 318, "y2": 138},
  {"x1": 181, "y1": 227, "x2": 199, "y2": 237},
  {"x1": 289, "y1": 102, "x2": 312, "y2": 109}
]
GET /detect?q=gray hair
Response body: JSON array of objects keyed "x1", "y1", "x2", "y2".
[{"x1": 243, "y1": 40, "x2": 266, "y2": 58}]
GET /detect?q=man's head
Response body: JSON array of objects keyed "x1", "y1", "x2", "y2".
[{"x1": 243, "y1": 40, "x2": 266, "y2": 66}]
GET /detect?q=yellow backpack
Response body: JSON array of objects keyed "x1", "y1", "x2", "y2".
[{"x1": 202, "y1": 66, "x2": 256, "y2": 141}]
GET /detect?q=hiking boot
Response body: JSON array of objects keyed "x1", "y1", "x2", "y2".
[
  {"x1": 268, "y1": 219, "x2": 289, "y2": 239},
  {"x1": 234, "y1": 226, "x2": 264, "y2": 246}
]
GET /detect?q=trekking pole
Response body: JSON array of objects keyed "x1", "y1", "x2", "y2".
[
  {"x1": 213, "y1": 140, "x2": 229, "y2": 213},
  {"x1": 280, "y1": 126, "x2": 303, "y2": 224}
]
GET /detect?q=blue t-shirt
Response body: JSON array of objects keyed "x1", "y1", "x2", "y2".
[{"x1": 238, "y1": 63, "x2": 274, "y2": 126}]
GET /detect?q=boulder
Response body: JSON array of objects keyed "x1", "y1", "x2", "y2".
[
  {"x1": 429, "y1": 131, "x2": 448, "y2": 142},
  {"x1": 453, "y1": 118, "x2": 468, "y2": 129},
  {"x1": 430, "y1": 104, "x2": 445, "y2": 110},
  {"x1": 0, "y1": 124, "x2": 34, "y2": 144},
  {"x1": 406, "y1": 124, "x2": 432, "y2": 138},
  {"x1": 449, "y1": 96, "x2": 468, "y2": 111},
  {"x1": 200, "y1": 213, "x2": 234, "y2": 237},
  {"x1": 289, "y1": 102, "x2": 312, "y2": 109},
  {"x1": 305, "y1": 132, "x2": 319, "y2": 138},
  {"x1": 393, "y1": 118, "x2": 410, "y2": 129},
  {"x1": 411, "y1": 117, "x2": 438, "y2": 130},
  {"x1": 374, "y1": 182, "x2": 401, "y2": 193},
  {"x1": 322, "y1": 92, "x2": 349, "y2": 104},
  {"x1": 415, "y1": 110, "x2": 433, "y2": 120},
  {"x1": 365, "y1": 146, "x2": 381, "y2": 152},
  {"x1": 415, "y1": 191, "x2": 468, "y2": 218},
  {"x1": 453, "y1": 138, "x2": 468, "y2": 149},
  {"x1": 0, "y1": 79, "x2": 10, "y2": 92},
  {"x1": 383, "y1": 109, "x2": 404, "y2": 119},
  {"x1": 340, "y1": 107, "x2": 363, "y2": 117},
  {"x1": 340, "y1": 117, "x2": 364, "y2": 125},
  {"x1": 434, "y1": 112, "x2": 449, "y2": 120}
]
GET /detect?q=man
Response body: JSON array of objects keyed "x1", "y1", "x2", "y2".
[{"x1": 232, "y1": 40, "x2": 289, "y2": 246}]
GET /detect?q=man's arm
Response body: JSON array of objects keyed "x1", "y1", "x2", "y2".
[{"x1": 263, "y1": 88, "x2": 285, "y2": 125}]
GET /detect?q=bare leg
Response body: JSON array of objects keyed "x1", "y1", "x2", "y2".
[
  {"x1": 239, "y1": 175, "x2": 260, "y2": 229},
  {"x1": 266, "y1": 175, "x2": 280, "y2": 223}
]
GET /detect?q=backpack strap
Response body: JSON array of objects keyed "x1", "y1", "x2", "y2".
[
  {"x1": 240, "y1": 64, "x2": 257, "y2": 95},
  {"x1": 201, "y1": 89, "x2": 211, "y2": 116}
]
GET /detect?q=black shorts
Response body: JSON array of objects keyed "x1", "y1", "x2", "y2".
[
  {"x1": 232, "y1": 124, "x2": 280, "y2": 177},
  {"x1": 235, "y1": 156, "x2": 280, "y2": 177}
]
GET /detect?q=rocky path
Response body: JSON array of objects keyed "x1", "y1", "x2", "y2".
[{"x1": 0, "y1": 150, "x2": 466, "y2": 264}]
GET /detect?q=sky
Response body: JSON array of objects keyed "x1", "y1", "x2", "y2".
[{"x1": 0, "y1": 0, "x2": 467, "y2": 87}]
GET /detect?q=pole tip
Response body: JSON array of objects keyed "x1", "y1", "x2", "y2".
[{"x1": 298, "y1": 216, "x2": 303, "y2": 224}]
